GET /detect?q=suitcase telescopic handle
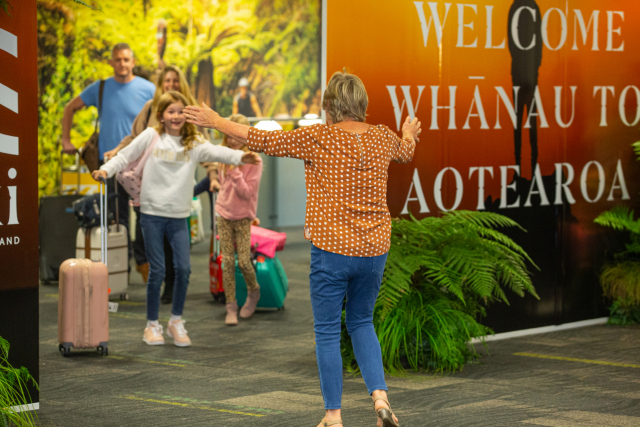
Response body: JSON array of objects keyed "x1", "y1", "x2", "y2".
[
  {"x1": 212, "y1": 192, "x2": 219, "y2": 255},
  {"x1": 99, "y1": 176, "x2": 108, "y2": 266}
]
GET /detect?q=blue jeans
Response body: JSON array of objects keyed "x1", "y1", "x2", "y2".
[
  {"x1": 140, "y1": 213, "x2": 191, "y2": 321},
  {"x1": 309, "y1": 245, "x2": 388, "y2": 410}
]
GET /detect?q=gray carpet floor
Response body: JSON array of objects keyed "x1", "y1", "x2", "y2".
[{"x1": 37, "y1": 229, "x2": 640, "y2": 426}]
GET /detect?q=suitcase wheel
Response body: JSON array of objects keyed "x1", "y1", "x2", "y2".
[
  {"x1": 97, "y1": 346, "x2": 108, "y2": 356},
  {"x1": 212, "y1": 292, "x2": 226, "y2": 304},
  {"x1": 119, "y1": 292, "x2": 129, "y2": 301},
  {"x1": 278, "y1": 305, "x2": 285, "y2": 311},
  {"x1": 59, "y1": 344, "x2": 70, "y2": 357}
]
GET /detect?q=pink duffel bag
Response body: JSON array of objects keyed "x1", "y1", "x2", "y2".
[
  {"x1": 116, "y1": 130, "x2": 160, "y2": 207},
  {"x1": 250, "y1": 226, "x2": 286, "y2": 258}
]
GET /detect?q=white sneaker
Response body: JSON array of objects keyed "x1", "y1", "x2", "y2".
[
  {"x1": 143, "y1": 324, "x2": 165, "y2": 346},
  {"x1": 167, "y1": 319, "x2": 192, "y2": 347}
]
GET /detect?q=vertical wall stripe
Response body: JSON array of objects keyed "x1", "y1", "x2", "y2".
[
  {"x1": 0, "y1": 28, "x2": 17, "y2": 57},
  {"x1": 0, "y1": 133, "x2": 19, "y2": 155},
  {"x1": 0, "y1": 82, "x2": 18, "y2": 113}
]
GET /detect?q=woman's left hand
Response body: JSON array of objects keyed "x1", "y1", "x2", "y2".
[
  {"x1": 241, "y1": 152, "x2": 261, "y2": 165},
  {"x1": 402, "y1": 116, "x2": 422, "y2": 143},
  {"x1": 184, "y1": 102, "x2": 220, "y2": 129}
]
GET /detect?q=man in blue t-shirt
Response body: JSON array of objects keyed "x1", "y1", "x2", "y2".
[
  {"x1": 61, "y1": 43, "x2": 155, "y2": 267},
  {"x1": 62, "y1": 42, "x2": 155, "y2": 158}
]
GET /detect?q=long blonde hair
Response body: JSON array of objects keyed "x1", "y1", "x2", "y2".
[
  {"x1": 155, "y1": 91, "x2": 200, "y2": 151},
  {"x1": 152, "y1": 65, "x2": 196, "y2": 108}
]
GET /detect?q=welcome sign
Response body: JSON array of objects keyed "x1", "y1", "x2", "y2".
[{"x1": 325, "y1": 0, "x2": 640, "y2": 331}]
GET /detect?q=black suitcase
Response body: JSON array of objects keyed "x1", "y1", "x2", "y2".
[
  {"x1": 39, "y1": 152, "x2": 84, "y2": 284},
  {"x1": 39, "y1": 195, "x2": 82, "y2": 284}
]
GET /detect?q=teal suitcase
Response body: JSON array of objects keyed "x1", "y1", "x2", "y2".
[{"x1": 235, "y1": 255, "x2": 288, "y2": 309}]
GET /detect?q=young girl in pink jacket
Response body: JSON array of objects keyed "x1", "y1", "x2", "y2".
[{"x1": 210, "y1": 114, "x2": 263, "y2": 325}]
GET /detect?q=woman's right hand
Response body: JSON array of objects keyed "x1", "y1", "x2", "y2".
[
  {"x1": 92, "y1": 170, "x2": 107, "y2": 182},
  {"x1": 184, "y1": 102, "x2": 221, "y2": 129},
  {"x1": 402, "y1": 116, "x2": 422, "y2": 142}
]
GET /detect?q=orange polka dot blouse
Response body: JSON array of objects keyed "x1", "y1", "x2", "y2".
[{"x1": 247, "y1": 124, "x2": 415, "y2": 257}]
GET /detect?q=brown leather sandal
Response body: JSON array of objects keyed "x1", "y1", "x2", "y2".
[
  {"x1": 373, "y1": 397, "x2": 399, "y2": 427},
  {"x1": 321, "y1": 418, "x2": 343, "y2": 427}
]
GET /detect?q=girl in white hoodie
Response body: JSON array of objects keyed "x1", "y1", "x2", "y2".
[{"x1": 93, "y1": 91, "x2": 259, "y2": 347}]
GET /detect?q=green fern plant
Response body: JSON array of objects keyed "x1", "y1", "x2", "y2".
[
  {"x1": 594, "y1": 206, "x2": 640, "y2": 325},
  {"x1": 342, "y1": 211, "x2": 538, "y2": 374},
  {"x1": 0, "y1": 337, "x2": 38, "y2": 427},
  {"x1": 0, "y1": 0, "x2": 11, "y2": 17},
  {"x1": 594, "y1": 206, "x2": 640, "y2": 255},
  {"x1": 376, "y1": 287, "x2": 491, "y2": 374},
  {"x1": 632, "y1": 140, "x2": 640, "y2": 161},
  {"x1": 378, "y1": 211, "x2": 538, "y2": 320}
]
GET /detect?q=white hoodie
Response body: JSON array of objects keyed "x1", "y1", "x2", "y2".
[{"x1": 100, "y1": 127, "x2": 244, "y2": 218}]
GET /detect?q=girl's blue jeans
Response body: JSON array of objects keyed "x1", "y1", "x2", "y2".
[
  {"x1": 309, "y1": 244, "x2": 388, "y2": 410},
  {"x1": 140, "y1": 213, "x2": 191, "y2": 321}
]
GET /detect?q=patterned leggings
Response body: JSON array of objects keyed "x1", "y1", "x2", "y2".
[{"x1": 218, "y1": 217, "x2": 259, "y2": 302}]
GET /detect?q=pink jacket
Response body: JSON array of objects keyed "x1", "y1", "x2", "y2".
[{"x1": 215, "y1": 158, "x2": 263, "y2": 221}]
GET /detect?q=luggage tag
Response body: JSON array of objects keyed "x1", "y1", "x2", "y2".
[{"x1": 108, "y1": 302, "x2": 119, "y2": 313}]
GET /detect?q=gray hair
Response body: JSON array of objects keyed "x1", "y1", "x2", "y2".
[
  {"x1": 112, "y1": 42, "x2": 134, "y2": 58},
  {"x1": 322, "y1": 69, "x2": 368, "y2": 123}
]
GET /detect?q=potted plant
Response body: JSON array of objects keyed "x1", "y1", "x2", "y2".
[
  {"x1": 592, "y1": 140, "x2": 640, "y2": 325},
  {"x1": 0, "y1": 337, "x2": 38, "y2": 427},
  {"x1": 594, "y1": 207, "x2": 640, "y2": 325}
]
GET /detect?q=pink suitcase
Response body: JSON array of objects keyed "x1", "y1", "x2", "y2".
[
  {"x1": 58, "y1": 178, "x2": 109, "y2": 357},
  {"x1": 250, "y1": 226, "x2": 286, "y2": 258}
]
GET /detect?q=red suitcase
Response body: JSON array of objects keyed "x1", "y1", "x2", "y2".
[
  {"x1": 209, "y1": 193, "x2": 225, "y2": 303},
  {"x1": 58, "y1": 178, "x2": 109, "y2": 357},
  {"x1": 210, "y1": 250, "x2": 224, "y2": 303}
]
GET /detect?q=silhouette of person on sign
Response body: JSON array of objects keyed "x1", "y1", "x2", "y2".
[{"x1": 508, "y1": 0, "x2": 542, "y2": 175}]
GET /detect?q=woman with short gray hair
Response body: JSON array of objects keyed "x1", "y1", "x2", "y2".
[{"x1": 185, "y1": 69, "x2": 421, "y2": 427}]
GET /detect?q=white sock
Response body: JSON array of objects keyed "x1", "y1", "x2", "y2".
[
  {"x1": 147, "y1": 320, "x2": 159, "y2": 328},
  {"x1": 170, "y1": 315, "x2": 182, "y2": 322}
]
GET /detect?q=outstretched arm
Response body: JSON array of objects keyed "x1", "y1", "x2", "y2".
[
  {"x1": 184, "y1": 103, "x2": 250, "y2": 143},
  {"x1": 91, "y1": 129, "x2": 153, "y2": 181},
  {"x1": 196, "y1": 142, "x2": 260, "y2": 166},
  {"x1": 185, "y1": 102, "x2": 316, "y2": 160}
]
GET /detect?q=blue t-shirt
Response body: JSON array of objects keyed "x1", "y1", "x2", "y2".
[{"x1": 80, "y1": 76, "x2": 156, "y2": 160}]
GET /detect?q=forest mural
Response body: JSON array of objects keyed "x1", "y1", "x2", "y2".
[{"x1": 36, "y1": 0, "x2": 321, "y2": 198}]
